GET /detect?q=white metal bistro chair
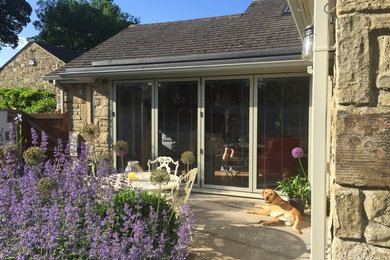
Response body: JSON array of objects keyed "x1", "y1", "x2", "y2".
[
  {"x1": 147, "y1": 156, "x2": 180, "y2": 176},
  {"x1": 166, "y1": 168, "x2": 198, "y2": 211},
  {"x1": 180, "y1": 168, "x2": 198, "y2": 203}
]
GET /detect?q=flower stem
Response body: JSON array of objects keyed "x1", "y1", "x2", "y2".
[
  {"x1": 298, "y1": 158, "x2": 307, "y2": 179},
  {"x1": 121, "y1": 157, "x2": 124, "y2": 173}
]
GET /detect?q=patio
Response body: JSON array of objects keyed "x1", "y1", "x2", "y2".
[{"x1": 187, "y1": 193, "x2": 311, "y2": 260}]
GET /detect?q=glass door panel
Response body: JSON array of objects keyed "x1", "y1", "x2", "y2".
[
  {"x1": 158, "y1": 81, "x2": 198, "y2": 175},
  {"x1": 257, "y1": 77, "x2": 309, "y2": 189},
  {"x1": 116, "y1": 82, "x2": 152, "y2": 170},
  {"x1": 204, "y1": 79, "x2": 250, "y2": 188}
]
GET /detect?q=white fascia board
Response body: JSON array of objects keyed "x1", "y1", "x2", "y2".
[
  {"x1": 58, "y1": 59, "x2": 310, "y2": 79},
  {"x1": 287, "y1": 0, "x2": 314, "y2": 40}
]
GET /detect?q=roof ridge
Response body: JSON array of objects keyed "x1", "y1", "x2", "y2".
[{"x1": 128, "y1": 13, "x2": 243, "y2": 28}]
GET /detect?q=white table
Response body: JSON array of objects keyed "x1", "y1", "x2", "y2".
[{"x1": 109, "y1": 172, "x2": 180, "y2": 192}]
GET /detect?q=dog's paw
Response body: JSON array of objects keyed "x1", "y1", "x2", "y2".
[{"x1": 258, "y1": 220, "x2": 264, "y2": 225}]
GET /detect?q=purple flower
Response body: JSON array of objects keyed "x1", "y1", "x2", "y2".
[
  {"x1": 292, "y1": 147, "x2": 304, "y2": 158},
  {"x1": 0, "y1": 122, "x2": 194, "y2": 259},
  {"x1": 31, "y1": 128, "x2": 38, "y2": 146}
]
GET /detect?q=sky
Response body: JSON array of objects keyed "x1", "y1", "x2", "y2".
[{"x1": 0, "y1": 0, "x2": 253, "y2": 67}]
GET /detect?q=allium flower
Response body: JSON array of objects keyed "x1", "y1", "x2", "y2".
[
  {"x1": 114, "y1": 140, "x2": 129, "y2": 173},
  {"x1": 292, "y1": 147, "x2": 304, "y2": 158},
  {"x1": 37, "y1": 177, "x2": 58, "y2": 198},
  {"x1": 23, "y1": 146, "x2": 45, "y2": 167},
  {"x1": 80, "y1": 123, "x2": 100, "y2": 141},
  {"x1": 181, "y1": 150, "x2": 195, "y2": 173},
  {"x1": 114, "y1": 140, "x2": 129, "y2": 157},
  {"x1": 180, "y1": 151, "x2": 195, "y2": 165},
  {"x1": 150, "y1": 168, "x2": 170, "y2": 186}
]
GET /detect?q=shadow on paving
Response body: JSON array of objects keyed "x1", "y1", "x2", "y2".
[{"x1": 187, "y1": 193, "x2": 311, "y2": 260}]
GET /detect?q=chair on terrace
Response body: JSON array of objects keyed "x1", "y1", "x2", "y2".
[
  {"x1": 147, "y1": 156, "x2": 179, "y2": 176},
  {"x1": 166, "y1": 168, "x2": 198, "y2": 207}
]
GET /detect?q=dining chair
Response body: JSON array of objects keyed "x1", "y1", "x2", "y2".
[{"x1": 147, "y1": 156, "x2": 180, "y2": 176}]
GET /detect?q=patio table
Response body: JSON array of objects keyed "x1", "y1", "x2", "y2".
[{"x1": 108, "y1": 172, "x2": 180, "y2": 192}]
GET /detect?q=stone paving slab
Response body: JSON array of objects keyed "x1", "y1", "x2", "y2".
[{"x1": 187, "y1": 193, "x2": 311, "y2": 260}]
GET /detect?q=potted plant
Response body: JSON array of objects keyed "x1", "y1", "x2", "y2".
[{"x1": 276, "y1": 147, "x2": 311, "y2": 214}]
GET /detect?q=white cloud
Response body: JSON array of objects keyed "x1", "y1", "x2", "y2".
[{"x1": 16, "y1": 36, "x2": 29, "y2": 50}]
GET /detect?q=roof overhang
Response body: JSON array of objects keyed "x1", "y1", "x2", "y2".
[
  {"x1": 287, "y1": 0, "x2": 314, "y2": 40},
  {"x1": 44, "y1": 47, "x2": 310, "y2": 82}
]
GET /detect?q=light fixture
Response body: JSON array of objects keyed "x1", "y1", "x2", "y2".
[
  {"x1": 29, "y1": 58, "x2": 36, "y2": 66},
  {"x1": 302, "y1": 24, "x2": 314, "y2": 61}
]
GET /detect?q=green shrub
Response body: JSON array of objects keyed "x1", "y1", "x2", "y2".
[
  {"x1": 0, "y1": 87, "x2": 56, "y2": 113},
  {"x1": 95, "y1": 189, "x2": 179, "y2": 253}
]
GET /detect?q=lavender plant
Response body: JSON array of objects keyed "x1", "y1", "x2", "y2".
[{"x1": 0, "y1": 124, "x2": 193, "y2": 259}]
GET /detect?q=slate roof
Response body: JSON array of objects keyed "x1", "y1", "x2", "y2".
[
  {"x1": 35, "y1": 42, "x2": 80, "y2": 63},
  {"x1": 61, "y1": 0, "x2": 300, "y2": 72}
]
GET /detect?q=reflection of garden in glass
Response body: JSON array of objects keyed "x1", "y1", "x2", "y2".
[
  {"x1": 257, "y1": 77, "x2": 310, "y2": 190},
  {"x1": 204, "y1": 79, "x2": 250, "y2": 188},
  {"x1": 116, "y1": 82, "x2": 152, "y2": 170},
  {"x1": 158, "y1": 81, "x2": 198, "y2": 175}
]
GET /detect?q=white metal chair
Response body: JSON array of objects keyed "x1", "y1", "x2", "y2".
[
  {"x1": 166, "y1": 168, "x2": 198, "y2": 211},
  {"x1": 147, "y1": 156, "x2": 180, "y2": 176},
  {"x1": 180, "y1": 168, "x2": 198, "y2": 203}
]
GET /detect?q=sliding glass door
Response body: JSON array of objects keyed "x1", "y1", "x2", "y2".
[
  {"x1": 114, "y1": 76, "x2": 309, "y2": 193},
  {"x1": 158, "y1": 81, "x2": 198, "y2": 175},
  {"x1": 256, "y1": 77, "x2": 309, "y2": 189},
  {"x1": 203, "y1": 78, "x2": 250, "y2": 188},
  {"x1": 116, "y1": 82, "x2": 152, "y2": 170}
]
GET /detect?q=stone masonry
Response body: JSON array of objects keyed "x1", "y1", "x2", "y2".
[
  {"x1": 0, "y1": 42, "x2": 65, "y2": 91},
  {"x1": 331, "y1": 0, "x2": 390, "y2": 258},
  {"x1": 62, "y1": 80, "x2": 110, "y2": 155}
]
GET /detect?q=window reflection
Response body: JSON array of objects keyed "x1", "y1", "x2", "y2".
[
  {"x1": 204, "y1": 79, "x2": 250, "y2": 187},
  {"x1": 257, "y1": 77, "x2": 309, "y2": 189},
  {"x1": 116, "y1": 83, "x2": 152, "y2": 170},
  {"x1": 158, "y1": 81, "x2": 198, "y2": 175}
]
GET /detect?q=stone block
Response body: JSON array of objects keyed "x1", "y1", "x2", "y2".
[
  {"x1": 337, "y1": 0, "x2": 390, "y2": 15},
  {"x1": 378, "y1": 91, "x2": 390, "y2": 106},
  {"x1": 365, "y1": 222, "x2": 390, "y2": 248},
  {"x1": 332, "y1": 237, "x2": 390, "y2": 260},
  {"x1": 97, "y1": 132, "x2": 109, "y2": 145},
  {"x1": 363, "y1": 190, "x2": 390, "y2": 226},
  {"x1": 94, "y1": 107, "x2": 108, "y2": 117},
  {"x1": 377, "y1": 36, "x2": 390, "y2": 89},
  {"x1": 334, "y1": 108, "x2": 390, "y2": 187},
  {"x1": 335, "y1": 14, "x2": 372, "y2": 105},
  {"x1": 332, "y1": 185, "x2": 362, "y2": 239}
]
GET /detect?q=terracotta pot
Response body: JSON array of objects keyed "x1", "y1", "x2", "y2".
[{"x1": 288, "y1": 197, "x2": 305, "y2": 215}]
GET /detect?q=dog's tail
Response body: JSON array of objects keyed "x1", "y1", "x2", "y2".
[{"x1": 292, "y1": 213, "x2": 302, "y2": 235}]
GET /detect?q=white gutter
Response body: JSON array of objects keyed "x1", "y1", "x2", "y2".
[
  {"x1": 58, "y1": 59, "x2": 308, "y2": 79},
  {"x1": 310, "y1": 0, "x2": 329, "y2": 259}
]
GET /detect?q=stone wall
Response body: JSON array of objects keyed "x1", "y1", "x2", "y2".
[
  {"x1": 62, "y1": 80, "x2": 110, "y2": 155},
  {"x1": 0, "y1": 42, "x2": 64, "y2": 91},
  {"x1": 331, "y1": 0, "x2": 390, "y2": 258},
  {"x1": 93, "y1": 80, "x2": 111, "y2": 154}
]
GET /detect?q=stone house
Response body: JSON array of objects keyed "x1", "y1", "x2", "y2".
[
  {"x1": 0, "y1": 41, "x2": 79, "y2": 107},
  {"x1": 45, "y1": 0, "x2": 390, "y2": 259}
]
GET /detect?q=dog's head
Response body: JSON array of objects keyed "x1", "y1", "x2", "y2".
[{"x1": 261, "y1": 189, "x2": 280, "y2": 204}]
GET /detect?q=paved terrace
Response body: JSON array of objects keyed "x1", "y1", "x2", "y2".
[{"x1": 187, "y1": 193, "x2": 311, "y2": 260}]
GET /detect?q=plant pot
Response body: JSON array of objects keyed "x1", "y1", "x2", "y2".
[{"x1": 288, "y1": 197, "x2": 305, "y2": 215}]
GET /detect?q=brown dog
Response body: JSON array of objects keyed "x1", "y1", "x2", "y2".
[{"x1": 245, "y1": 189, "x2": 302, "y2": 234}]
